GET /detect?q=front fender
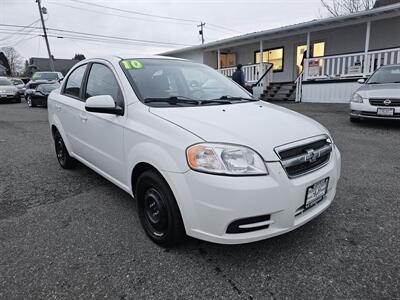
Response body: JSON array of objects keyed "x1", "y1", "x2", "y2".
[{"x1": 126, "y1": 141, "x2": 190, "y2": 183}]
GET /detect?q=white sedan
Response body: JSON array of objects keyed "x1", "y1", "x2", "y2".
[
  {"x1": 350, "y1": 64, "x2": 400, "y2": 121},
  {"x1": 48, "y1": 55, "x2": 341, "y2": 247}
]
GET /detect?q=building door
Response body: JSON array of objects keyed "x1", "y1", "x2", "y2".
[{"x1": 296, "y1": 42, "x2": 325, "y2": 76}]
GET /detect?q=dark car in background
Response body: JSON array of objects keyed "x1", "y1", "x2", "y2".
[
  {"x1": 31, "y1": 71, "x2": 63, "y2": 82},
  {"x1": 26, "y1": 81, "x2": 60, "y2": 107}
]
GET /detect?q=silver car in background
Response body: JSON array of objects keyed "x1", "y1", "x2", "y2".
[
  {"x1": 0, "y1": 77, "x2": 21, "y2": 103},
  {"x1": 350, "y1": 64, "x2": 400, "y2": 122},
  {"x1": 10, "y1": 78, "x2": 26, "y2": 96}
]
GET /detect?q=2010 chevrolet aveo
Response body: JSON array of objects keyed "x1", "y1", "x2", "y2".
[{"x1": 48, "y1": 55, "x2": 341, "y2": 247}]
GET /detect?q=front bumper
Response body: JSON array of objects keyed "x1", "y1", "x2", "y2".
[
  {"x1": 350, "y1": 101, "x2": 400, "y2": 120},
  {"x1": 30, "y1": 95, "x2": 48, "y2": 106},
  {"x1": 164, "y1": 146, "x2": 341, "y2": 244},
  {"x1": 0, "y1": 94, "x2": 20, "y2": 101}
]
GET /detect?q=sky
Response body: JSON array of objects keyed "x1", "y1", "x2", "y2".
[{"x1": 0, "y1": 0, "x2": 327, "y2": 61}]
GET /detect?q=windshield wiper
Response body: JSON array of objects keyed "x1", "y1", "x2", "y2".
[
  {"x1": 143, "y1": 96, "x2": 200, "y2": 106},
  {"x1": 214, "y1": 95, "x2": 258, "y2": 101}
]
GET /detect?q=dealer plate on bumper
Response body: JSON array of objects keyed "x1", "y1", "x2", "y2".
[
  {"x1": 377, "y1": 108, "x2": 394, "y2": 116},
  {"x1": 304, "y1": 177, "x2": 329, "y2": 211}
]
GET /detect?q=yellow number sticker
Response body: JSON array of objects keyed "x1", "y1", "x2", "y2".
[
  {"x1": 122, "y1": 60, "x2": 131, "y2": 69},
  {"x1": 130, "y1": 60, "x2": 143, "y2": 69}
]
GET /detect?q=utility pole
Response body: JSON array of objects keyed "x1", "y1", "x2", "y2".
[
  {"x1": 197, "y1": 22, "x2": 205, "y2": 44},
  {"x1": 36, "y1": 0, "x2": 55, "y2": 71}
]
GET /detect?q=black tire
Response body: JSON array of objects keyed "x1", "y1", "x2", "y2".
[
  {"x1": 15, "y1": 97, "x2": 21, "y2": 103},
  {"x1": 53, "y1": 130, "x2": 76, "y2": 169},
  {"x1": 350, "y1": 116, "x2": 361, "y2": 123},
  {"x1": 136, "y1": 170, "x2": 185, "y2": 247}
]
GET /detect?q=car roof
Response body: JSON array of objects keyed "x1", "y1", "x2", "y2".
[{"x1": 80, "y1": 54, "x2": 187, "y2": 65}]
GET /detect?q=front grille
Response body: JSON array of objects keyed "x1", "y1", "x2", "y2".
[
  {"x1": 361, "y1": 111, "x2": 400, "y2": 118},
  {"x1": 369, "y1": 98, "x2": 400, "y2": 107},
  {"x1": 275, "y1": 135, "x2": 332, "y2": 178}
]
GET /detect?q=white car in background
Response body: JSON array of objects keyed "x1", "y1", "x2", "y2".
[
  {"x1": 48, "y1": 55, "x2": 341, "y2": 247},
  {"x1": 350, "y1": 64, "x2": 400, "y2": 122},
  {"x1": 0, "y1": 77, "x2": 21, "y2": 103}
]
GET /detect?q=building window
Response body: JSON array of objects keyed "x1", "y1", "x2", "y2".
[
  {"x1": 220, "y1": 53, "x2": 236, "y2": 68},
  {"x1": 255, "y1": 47, "x2": 284, "y2": 72},
  {"x1": 296, "y1": 42, "x2": 325, "y2": 75}
]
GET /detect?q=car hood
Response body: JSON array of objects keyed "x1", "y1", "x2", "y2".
[
  {"x1": 357, "y1": 83, "x2": 400, "y2": 98},
  {"x1": 0, "y1": 86, "x2": 18, "y2": 93},
  {"x1": 150, "y1": 101, "x2": 328, "y2": 161}
]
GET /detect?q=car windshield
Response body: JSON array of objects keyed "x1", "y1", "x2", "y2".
[
  {"x1": 32, "y1": 72, "x2": 58, "y2": 81},
  {"x1": 367, "y1": 66, "x2": 400, "y2": 84},
  {"x1": 121, "y1": 58, "x2": 255, "y2": 106},
  {"x1": 0, "y1": 78, "x2": 12, "y2": 86},
  {"x1": 11, "y1": 79, "x2": 23, "y2": 85}
]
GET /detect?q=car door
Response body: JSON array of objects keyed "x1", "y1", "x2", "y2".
[
  {"x1": 78, "y1": 61, "x2": 126, "y2": 185},
  {"x1": 55, "y1": 63, "x2": 88, "y2": 157}
]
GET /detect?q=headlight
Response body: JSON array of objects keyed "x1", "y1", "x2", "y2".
[
  {"x1": 186, "y1": 143, "x2": 268, "y2": 176},
  {"x1": 351, "y1": 93, "x2": 363, "y2": 103}
]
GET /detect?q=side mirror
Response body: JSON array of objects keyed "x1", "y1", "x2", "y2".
[
  {"x1": 357, "y1": 78, "x2": 365, "y2": 84},
  {"x1": 85, "y1": 95, "x2": 123, "y2": 115}
]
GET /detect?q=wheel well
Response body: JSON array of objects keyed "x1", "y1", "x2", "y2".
[
  {"x1": 131, "y1": 162, "x2": 160, "y2": 195},
  {"x1": 51, "y1": 125, "x2": 58, "y2": 139}
]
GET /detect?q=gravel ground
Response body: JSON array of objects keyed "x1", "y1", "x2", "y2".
[{"x1": 0, "y1": 101, "x2": 399, "y2": 299}]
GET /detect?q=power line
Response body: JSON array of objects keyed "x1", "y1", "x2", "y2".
[
  {"x1": 68, "y1": 0, "x2": 242, "y2": 34},
  {"x1": 0, "y1": 24, "x2": 194, "y2": 47},
  {"x1": 46, "y1": 2, "x2": 196, "y2": 27},
  {"x1": 0, "y1": 19, "x2": 40, "y2": 42},
  {"x1": 36, "y1": 0, "x2": 55, "y2": 71},
  {"x1": 3, "y1": 35, "x2": 40, "y2": 48},
  {"x1": 70, "y1": 0, "x2": 200, "y2": 23}
]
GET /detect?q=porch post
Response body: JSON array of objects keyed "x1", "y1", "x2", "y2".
[
  {"x1": 259, "y1": 40, "x2": 264, "y2": 78},
  {"x1": 363, "y1": 21, "x2": 371, "y2": 77},
  {"x1": 304, "y1": 31, "x2": 311, "y2": 80},
  {"x1": 217, "y1": 49, "x2": 221, "y2": 70}
]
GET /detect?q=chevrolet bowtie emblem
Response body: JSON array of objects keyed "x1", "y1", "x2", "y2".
[{"x1": 305, "y1": 149, "x2": 319, "y2": 163}]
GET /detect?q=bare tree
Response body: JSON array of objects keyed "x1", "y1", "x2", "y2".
[
  {"x1": 0, "y1": 47, "x2": 24, "y2": 76},
  {"x1": 321, "y1": 0, "x2": 375, "y2": 16}
]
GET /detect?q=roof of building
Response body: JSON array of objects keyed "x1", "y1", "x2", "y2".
[
  {"x1": 29, "y1": 57, "x2": 80, "y2": 75},
  {"x1": 162, "y1": 2, "x2": 400, "y2": 55}
]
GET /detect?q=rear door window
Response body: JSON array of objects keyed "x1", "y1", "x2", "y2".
[{"x1": 63, "y1": 64, "x2": 87, "y2": 99}]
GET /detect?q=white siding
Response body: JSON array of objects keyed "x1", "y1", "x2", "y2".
[
  {"x1": 167, "y1": 16, "x2": 400, "y2": 83},
  {"x1": 168, "y1": 49, "x2": 204, "y2": 63},
  {"x1": 302, "y1": 82, "x2": 360, "y2": 103}
]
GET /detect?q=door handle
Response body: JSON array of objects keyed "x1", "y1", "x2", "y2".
[
  {"x1": 55, "y1": 104, "x2": 61, "y2": 111},
  {"x1": 80, "y1": 113, "x2": 88, "y2": 122}
]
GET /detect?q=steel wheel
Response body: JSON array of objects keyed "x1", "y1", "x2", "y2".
[
  {"x1": 136, "y1": 170, "x2": 185, "y2": 247},
  {"x1": 143, "y1": 187, "x2": 169, "y2": 237},
  {"x1": 53, "y1": 130, "x2": 76, "y2": 169}
]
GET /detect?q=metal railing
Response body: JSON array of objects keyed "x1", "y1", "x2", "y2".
[
  {"x1": 218, "y1": 63, "x2": 273, "y2": 98},
  {"x1": 303, "y1": 47, "x2": 400, "y2": 80}
]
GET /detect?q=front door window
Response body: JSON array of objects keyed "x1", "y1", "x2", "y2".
[{"x1": 296, "y1": 42, "x2": 325, "y2": 75}]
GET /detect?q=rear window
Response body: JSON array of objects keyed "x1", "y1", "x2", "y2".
[{"x1": 32, "y1": 72, "x2": 59, "y2": 81}]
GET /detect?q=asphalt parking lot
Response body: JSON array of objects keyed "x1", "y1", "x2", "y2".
[{"x1": 1, "y1": 101, "x2": 399, "y2": 299}]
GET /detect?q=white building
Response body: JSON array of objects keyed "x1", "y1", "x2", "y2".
[{"x1": 162, "y1": 2, "x2": 400, "y2": 103}]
